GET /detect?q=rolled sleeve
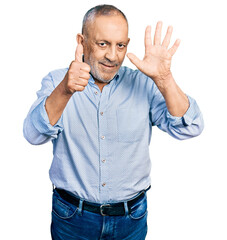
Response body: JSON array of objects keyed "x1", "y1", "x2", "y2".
[
  {"x1": 166, "y1": 95, "x2": 202, "y2": 127},
  {"x1": 23, "y1": 70, "x2": 66, "y2": 145},
  {"x1": 31, "y1": 96, "x2": 63, "y2": 138},
  {"x1": 150, "y1": 88, "x2": 204, "y2": 140},
  {"x1": 182, "y1": 95, "x2": 201, "y2": 126}
]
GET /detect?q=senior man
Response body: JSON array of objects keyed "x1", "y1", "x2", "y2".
[{"x1": 23, "y1": 4, "x2": 204, "y2": 240}]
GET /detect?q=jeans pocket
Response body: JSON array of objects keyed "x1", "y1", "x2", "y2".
[
  {"x1": 129, "y1": 194, "x2": 148, "y2": 220},
  {"x1": 52, "y1": 190, "x2": 78, "y2": 219}
]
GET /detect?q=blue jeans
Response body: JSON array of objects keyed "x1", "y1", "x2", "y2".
[{"x1": 51, "y1": 189, "x2": 148, "y2": 240}]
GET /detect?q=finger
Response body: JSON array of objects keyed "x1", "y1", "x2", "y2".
[
  {"x1": 168, "y1": 39, "x2": 181, "y2": 56},
  {"x1": 75, "y1": 44, "x2": 83, "y2": 62},
  {"x1": 78, "y1": 78, "x2": 89, "y2": 86},
  {"x1": 162, "y1": 26, "x2": 173, "y2": 48},
  {"x1": 145, "y1": 25, "x2": 152, "y2": 54},
  {"x1": 75, "y1": 85, "x2": 85, "y2": 91},
  {"x1": 79, "y1": 70, "x2": 90, "y2": 80},
  {"x1": 127, "y1": 53, "x2": 142, "y2": 69},
  {"x1": 154, "y1": 21, "x2": 163, "y2": 45},
  {"x1": 73, "y1": 78, "x2": 88, "y2": 87},
  {"x1": 80, "y1": 62, "x2": 91, "y2": 73}
]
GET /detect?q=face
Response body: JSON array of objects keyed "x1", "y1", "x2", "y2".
[{"x1": 81, "y1": 15, "x2": 130, "y2": 83}]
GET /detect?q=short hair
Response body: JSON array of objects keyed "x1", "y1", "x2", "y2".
[{"x1": 82, "y1": 4, "x2": 128, "y2": 36}]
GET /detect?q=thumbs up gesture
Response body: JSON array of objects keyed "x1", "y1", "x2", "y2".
[{"x1": 64, "y1": 44, "x2": 91, "y2": 94}]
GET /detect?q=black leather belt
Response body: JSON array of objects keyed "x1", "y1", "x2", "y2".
[{"x1": 55, "y1": 186, "x2": 150, "y2": 216}]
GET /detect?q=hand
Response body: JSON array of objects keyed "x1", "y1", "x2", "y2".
[
  {"x1": 127, "y1": 21, "x2": 180, "y2": 90},
  {"x1": 64, "y1": 44, "x2": 91, "y2": 94}
]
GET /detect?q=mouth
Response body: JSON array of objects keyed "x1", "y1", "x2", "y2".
[{"x1": 100, "y1": 62, "x2": 118, "y2": 69}]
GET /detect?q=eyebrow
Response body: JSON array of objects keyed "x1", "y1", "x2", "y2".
[
  {"x1": 96, "y1": 40, "x2": 110, "y2": 44},
  {"x1": 96, "y1": 40, "x2": 128, "y2": 45}
]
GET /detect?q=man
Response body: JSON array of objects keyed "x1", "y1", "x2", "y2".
[{"x1": 23, "y1": 4, "x2": 204, "y2": 240}]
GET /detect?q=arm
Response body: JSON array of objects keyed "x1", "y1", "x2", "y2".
[
  {"x1": 46, "y1": 43, "x2": 90, "y2": 126},
  {"x1": 149, "y1": 81, "x2": 204, "y2": 140},
  {"x1": 23, "y1": 43, "x2": 90, "y2": 145},
  {"x1": 23, "y1": 72, "x2": 63, "y2": 145}
]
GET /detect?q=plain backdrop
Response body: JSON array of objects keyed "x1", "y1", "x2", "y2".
[{"x1": 1, "y1": 0, "x2": 226, "y2": 239}]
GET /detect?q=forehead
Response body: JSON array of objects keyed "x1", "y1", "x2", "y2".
[{"x1": 88, "y1": 15, "x2": 128, "y2": 42}]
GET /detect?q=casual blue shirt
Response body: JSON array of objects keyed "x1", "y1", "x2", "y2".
[{"x1": 23, "y1": 66, "x2": 204, "y2": 203}]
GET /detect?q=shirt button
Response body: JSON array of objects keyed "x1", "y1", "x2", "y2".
[
  {"x1": 100, "y1": 112, "x2": 104, "y2": 116},
  {"x1": 102, "y1": 159, "x2": 106, "y2": 163},
  {"x1": 101, "y1": 136, "x2": 105, "y2": 140},
  {"x1": 102, "y1": 183, "x2": 106, "y2": 187},
  {"x1": 94, "y1": 91, "x2": 98, "y2": 95}
]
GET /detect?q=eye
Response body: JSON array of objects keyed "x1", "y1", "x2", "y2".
[
  {"x1": 118, "y1": 43, "x2": 126, "y2": 49},
  {"x1": 98, "y1": 42, "x2": 107, "y2": 48}
]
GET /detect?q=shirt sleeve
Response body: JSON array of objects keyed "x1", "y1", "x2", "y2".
[
  {"x1": 149, "y1": 83, "x2": 204, "y2": 140},
  {"x1": 23, "y1": 72, "x2": 64, "y2": 145}
]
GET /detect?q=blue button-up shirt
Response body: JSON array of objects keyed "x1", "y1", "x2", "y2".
[{"x1": 23, "y1": 66, "x2": 204, "y2": 203}]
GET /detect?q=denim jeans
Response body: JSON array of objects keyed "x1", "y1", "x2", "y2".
[{"x1": 51, "y1": 189, "x2": 148, "y2": 240}]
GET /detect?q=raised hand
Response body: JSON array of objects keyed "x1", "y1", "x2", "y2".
[
  {"x1": 45, "y1": 44, "x2": 91, "y2": 125},
  {"x1": 64, "y1": 43, "x2": 91, "y2": 94},
  {"x1": 127, "y1": 21, "x2": 180, "y2": 90}
]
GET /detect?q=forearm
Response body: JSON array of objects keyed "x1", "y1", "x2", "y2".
[
  {"x1": 45, "y1": 75, "x2": 73, "y2": 126},
  {"x1": 23, "y1": 95, "x2": 64, "y2": 145},
  {"x1": 154, "y1": 73, "x2": 189, "y2": 117}
]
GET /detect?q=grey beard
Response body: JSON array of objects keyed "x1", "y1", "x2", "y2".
[{"x1": 90, "y1": 72, "x2": 116, "y2": 84}]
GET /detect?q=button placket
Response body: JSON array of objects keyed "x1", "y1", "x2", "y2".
[{"x1": 98, "y1": 87, "x2": 110, "y2": 201}]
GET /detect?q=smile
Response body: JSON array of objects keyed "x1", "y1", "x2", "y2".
[{"x1": 100, "y1": 63, "x2": 117, "y2": 69}]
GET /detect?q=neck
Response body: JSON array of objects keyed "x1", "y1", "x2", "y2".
[{"x1": 94, "y1": 80, "x2": 109, "y2": 92}]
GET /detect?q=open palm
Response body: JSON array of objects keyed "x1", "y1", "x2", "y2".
[{"x1": 127, "y1": 21, "x2": 180, "y2": 83}]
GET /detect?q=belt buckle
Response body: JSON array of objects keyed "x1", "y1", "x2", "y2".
[{"x1": 100, "y1": 204, "x2": 111, "y2": 216}]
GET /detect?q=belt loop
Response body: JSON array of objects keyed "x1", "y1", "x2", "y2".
[
  {"x1": 77, "y1": 199, "x2": 84, "y2": 216},
  {"x1": 124, "y1": 201, "x2": 129, "y2": 216}
]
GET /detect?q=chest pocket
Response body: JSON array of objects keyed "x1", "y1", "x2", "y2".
[{"x1": 116, "y1": 107, "x2": 146, "y2": 143}]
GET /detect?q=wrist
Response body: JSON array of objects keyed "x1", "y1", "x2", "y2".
[
  {"x1": 61, "y1": 74, "x2": 74, "y2": 97},
  {"x1": 152, "y1": 71, "x2": 175, "y2": 93}
]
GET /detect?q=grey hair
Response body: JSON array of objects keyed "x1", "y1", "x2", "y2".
[{"x1": 82, "y1": 4, "x2": 128, "y2": 36}]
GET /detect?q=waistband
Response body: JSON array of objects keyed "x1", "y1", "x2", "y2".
[{"x1": 54, "y1": 185, "x2": 151, "y2": 216}]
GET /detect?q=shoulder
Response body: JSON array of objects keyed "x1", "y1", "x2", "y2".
[{"x1": 48, "y1": 68, "x2": 68, "y2": 87}]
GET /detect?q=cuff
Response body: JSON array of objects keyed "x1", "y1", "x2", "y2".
[
  {"x1": 31, "y1": 96, "x2": 63, "y2": 137},
  {"x1": 166, "y1": 95, "x2": 200, "y2": 126}
]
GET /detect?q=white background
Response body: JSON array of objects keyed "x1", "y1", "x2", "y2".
[{"x1": 0, "y1": 0, "x2": 226, "y2": 239}]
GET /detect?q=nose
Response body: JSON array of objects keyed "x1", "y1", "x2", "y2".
[{"x1": 105, "y1": 46, "x2": 117, "y2": 62}]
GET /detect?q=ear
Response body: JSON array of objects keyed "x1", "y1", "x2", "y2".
[{"x1": 76, "y1": 34, "x2": 84, "y2": 45}]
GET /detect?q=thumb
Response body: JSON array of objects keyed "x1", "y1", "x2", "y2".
[
  {"x1": 127, "y1": 53, "x2": 142, "y2": 69},
  {"x1": 75, "y1": 44, "x2": 83, "y2": 62}
]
